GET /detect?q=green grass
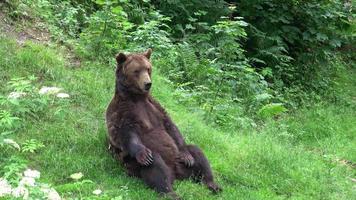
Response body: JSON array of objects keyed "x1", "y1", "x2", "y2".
[{"x1": 0, "y1": 37, "x2": 355, "y2": 200}]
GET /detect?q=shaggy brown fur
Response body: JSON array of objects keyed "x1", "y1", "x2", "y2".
[{"x1": 106, "y1": 49, "x2": 221, "y2": 199}]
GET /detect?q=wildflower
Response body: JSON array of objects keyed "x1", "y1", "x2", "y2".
[
  {"x1": 56, "y1": 93, "x2": 70, "y2": 98},
  {"x1": 41, "y1": 187, "x2": 61, "y2": 200},
  {"x1": 19, "y1": 177, "x2": 36, "y2": 187},
  {"x1": 70, "y1": 172, "x2": 83, "y2": 180},
  {"x1": 92, "y1": 189, "x2": 102, "y2": 195},
  {"x1": 12, "y1": 186, "x2": 28, "y2": 199},
  {"x1": 47, "y1": 188, "x2": 61, "y2": 200},
  {"x1": 8, "y1": 92, "x2": 26, "y2": 99},
  {"x1": 39, "y1": 86, "x2": 62, "y2": 95},
  {"x1": 24, "y1": 169, "x2": 41, "y2": 179},
  {"x1": 0, "y1": 178, "x2": 12, "y2": 197}
]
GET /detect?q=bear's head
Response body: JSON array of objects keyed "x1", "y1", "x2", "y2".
[{"x1": 115, "y1": 49, "x2": 153, "y2": 95}]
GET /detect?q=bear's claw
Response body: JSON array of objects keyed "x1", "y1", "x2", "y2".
[
  {"x1": 136, "y1": 148, "x2": 153, "y2": 166},
  {"x1": 178, "y1": 151, "x2": 195, "y2": 168},
  {"x1": 206, "y1": 182, "x2": 222, "y2": 194}
]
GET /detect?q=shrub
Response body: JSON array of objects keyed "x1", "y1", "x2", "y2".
[{"x1": 232, "y1": 0, "x2": 353, "y2": 93}]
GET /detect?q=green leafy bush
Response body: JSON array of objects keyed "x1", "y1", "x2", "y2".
[
  {"x1": 232, "y1": 0, "x2": 353, "y2": 94},
  {"x1": 154, "y1": 15, "x2": 271, "y2": 127},
  {"x1": 78, "y1": 1, "x2": 132, "y2": 60},
  {"x1": 151, "y1": 0, "x2": 230, "y2": 38}
]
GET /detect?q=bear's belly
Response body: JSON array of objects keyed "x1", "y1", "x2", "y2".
[{"x1": 140, "y1": 128, "x2": 179, "y2": 167}]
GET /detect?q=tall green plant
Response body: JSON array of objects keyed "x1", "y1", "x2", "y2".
[{"x1": 78, "y1": 1, "x2": 132, "y2": 60}]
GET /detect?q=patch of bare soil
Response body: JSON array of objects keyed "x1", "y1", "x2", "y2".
[
  {"x1": 0, "y1": 9, "x2": 50, "y2": 45},
  {"x1": 0, "y1": 8, "x2": 81, "y2": 67}
]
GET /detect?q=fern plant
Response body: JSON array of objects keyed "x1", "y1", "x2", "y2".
[{"x1": 22, "y1": 139, "x2": 45, "y2": 153}]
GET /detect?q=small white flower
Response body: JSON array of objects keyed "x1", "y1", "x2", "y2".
[
  {"x1": 39, "y1": 86, "x2": 62, "y2": 95},
  {"x1": 3, "y1": 139, "x2": 21, "y2": 150},
  {"x1": 19, "y1": 177, "x2": 36, "y2": 187},
  {"x1": 92, "y1": 189, "x2": 102, "y2": 195},
  {"x1": 41, "y1": 187, "x2": 61, "y2": 200},
  {"x1": 0, "y1": 178, "x2": 12, "y2": 197},
  {"x1": 70, "y1": 172, "x2": 83, "y2": 180},
  {"x1": 8, "y1": 92, "x2": 26, "y2": 99},
  {"x1": 56, "y1": 93, "x2": 70, "y2": 98},
  {"x1": 12, "y1": 186, "x2": 28, "y2": 198},
  {"x1": 24, "y1": 169, "x2": 41, "y2": 179},
  {"x1": 48, "y1": 188, "x2": 61, "y2": 200}
]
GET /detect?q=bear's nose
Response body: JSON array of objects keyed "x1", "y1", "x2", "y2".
[{"x1": 144, "y1": 82, "x2": 152, "y2": 91}]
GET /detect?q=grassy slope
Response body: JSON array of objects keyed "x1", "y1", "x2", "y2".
[{"x1": 0, "y1": 35, "x2": 355, "y2": 200}]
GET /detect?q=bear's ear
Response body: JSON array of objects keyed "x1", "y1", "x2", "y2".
[
  {"x1": 116, "y1": 53, "x2": 127, "y2": 65},
  {"x1": 143, "y1": 48, "x2": 152, "y2": 59}
]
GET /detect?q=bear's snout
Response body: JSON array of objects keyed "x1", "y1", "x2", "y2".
[
  {"x1": 138, "y1": 71, "x2": 151, "y2": 92},
  {"x1": 144, "y1": 82, "x2": 152, "y2": 91}
]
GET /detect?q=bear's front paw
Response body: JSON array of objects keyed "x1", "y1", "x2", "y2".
[
  {"x1": 136, "y1": 148, "x2": 153, "y2": 166},
  {"x1": 178, "y1": 151, "x2": 195, "y2": 167},
  {"x1": 206, "y1": 181, "x2": 222, "y2": 194}
]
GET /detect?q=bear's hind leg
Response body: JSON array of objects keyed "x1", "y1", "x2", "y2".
[
  {"x1": 185, "y1": 145, "x2": 222, "y2": 193},
  {"x1": 140, "y1": 153, "x2": 180, "y2": 200}
]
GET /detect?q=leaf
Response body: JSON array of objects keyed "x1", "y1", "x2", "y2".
[
  {"x1": 258, "y1": 103, "x2": 287, "y2": 119},
  {"x1": 111, "y1": 6, "x2": 123, "y2": 14},
  {"x1": 316, "y1": 33, "x2": 328, "y2": 41},
  {"x1": 250, "y1": 57, "x2": 266, "y2": 65},
  {"x1": 185, "y1": 24, "x2": 195, "y2": 30},
  {"x1": 95, "y1": 0, "x2": 106, "y2": 5},
  {"x1": 261, "y1": 67, "x2": 273, "y2": 77},
  {"x1": 255, "y1": 93, "x2": 272, "y2": 102},
  {"x1": 330, "y1": 39, "x2": 341, "y2": 48},
  {"x1": 1, "y1": 131, "x2": 14, "y2": 136},
  {"x1": 81, "y1": 179, "x2": 94, "y2": 184}
]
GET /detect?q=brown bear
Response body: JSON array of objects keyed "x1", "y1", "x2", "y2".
[{"x1": 106, "y1": 49, "x2": 221, "y2": 199}]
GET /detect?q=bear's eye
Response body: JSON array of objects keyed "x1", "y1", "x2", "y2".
[{"x1": 134, "y1": 70, "x2": 140, "y2": 74}]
